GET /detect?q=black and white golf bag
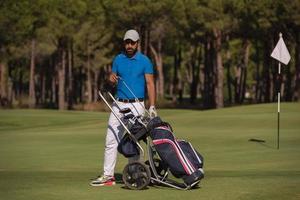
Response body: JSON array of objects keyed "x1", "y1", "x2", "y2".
[
  {"x1": 147, "y1": 117, "x2": 204, "y2": 186},
  {"x1": 117, "y1": 116, "x2": 148, "y2": 158}
]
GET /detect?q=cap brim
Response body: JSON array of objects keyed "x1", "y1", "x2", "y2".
[{"x1": 123, "y1": 37, "x2": 139, "y2": 42}]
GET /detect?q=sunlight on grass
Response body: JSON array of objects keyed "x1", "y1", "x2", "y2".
[{"x1": 0, "y1": 103, "x2": 299, "y2": 200}]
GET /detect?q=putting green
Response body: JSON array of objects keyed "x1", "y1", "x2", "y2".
[{"x1": 0, "y1": 103, "x2": 299, "y2": 200}]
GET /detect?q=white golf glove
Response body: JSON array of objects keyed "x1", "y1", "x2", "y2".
[{"x1": 149, "y1": 105, "x2": 157, "y2": 118}]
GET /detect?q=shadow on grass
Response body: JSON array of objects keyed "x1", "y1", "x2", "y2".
[
  {"x1": 120, "y1": 186, "x2": 150, "y2": 190},
  {"x1": 117, "y1": 174, "x2": 203, "y2": 191},
  {"x1": 248, "y1": 138, "x2": 276, "y2": 149},
  {"x1": 115, "y1": 173, "x2": 123, "y2": 184},
  {"x1": 117, "y1": 172, "x2": 151, "y2": 190}
]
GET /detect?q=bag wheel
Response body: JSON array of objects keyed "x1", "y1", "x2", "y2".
[{"x1": 122, "y1": 161, "x2": 151, "y2": 190}]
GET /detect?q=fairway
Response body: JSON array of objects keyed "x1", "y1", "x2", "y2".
[{"x1": 0, "y1": 103, "x2": 300, "y2": 200}]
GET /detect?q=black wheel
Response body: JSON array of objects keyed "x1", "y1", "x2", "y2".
[{"x1": 122, "y1": 161, "x2": 151, "y2": 190}]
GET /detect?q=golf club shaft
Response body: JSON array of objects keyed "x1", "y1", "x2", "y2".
[
  {"x1": 98, "y1": 90, "x2": 144, "y2": 156},
  {"x1": 118, "y1": 76, "x2": 150, "y2": 116},
  {"x1": 107, "y1": 92, "x2": 122, "y2": 110}
]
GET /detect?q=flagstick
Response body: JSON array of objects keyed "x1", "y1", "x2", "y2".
[
  {"x1": 276, "y1": 32, "x2": 283, "y2": 150},
  {"x1": 271, "y1": 32, "x2": 290, "y2": 150},
  {"x1": 277, "y1": 61, "x2": 281, "y2": 150}
]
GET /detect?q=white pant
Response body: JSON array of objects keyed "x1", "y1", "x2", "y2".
[{"x1": 103, "y1": 101, "x2": 145, "y2": 176}]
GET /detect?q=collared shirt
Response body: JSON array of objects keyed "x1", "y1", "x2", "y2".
[{"x1": 112, "y1": 51, "x2": 153, "y2": 99}]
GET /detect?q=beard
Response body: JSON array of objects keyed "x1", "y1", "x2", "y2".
[{"x1": 125, "y1": 47, "x2": 137, "y2": 57}]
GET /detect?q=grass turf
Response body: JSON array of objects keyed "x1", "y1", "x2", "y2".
[{"x1": 0, "y1": 103, "x2": 299, "y2": 200}]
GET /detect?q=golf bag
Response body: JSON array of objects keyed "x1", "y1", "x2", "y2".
[
  {"x1": 147, "y1": 117, "x2": 204, "y2": 185},
  {"x1": 117, "y1": 117, "x2": 148, "y2": 158}
]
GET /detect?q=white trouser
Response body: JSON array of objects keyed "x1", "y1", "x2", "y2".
[{"x1": 103, "y1": 101, "x2": 145, "y2": 176}]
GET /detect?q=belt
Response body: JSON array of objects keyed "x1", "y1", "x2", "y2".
[{"x1": 117, "y1": 98, "x2": 144, "y2": 103}]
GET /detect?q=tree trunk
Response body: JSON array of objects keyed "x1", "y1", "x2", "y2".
[
  {"x1": 7, "y1": 78, "x2": 13, "y2": 105},
  {"x1": 141, "y1": 25, "x2": 150, "y2": 56},
  {"x1": 0, "y1": 62, "x2": 7, "y2": 103},
  {"x1": 51, "y1": 70, "x2": 56, "y2": 105},
  {"x1": 67, "y1": 40, "x2": 73, "y2": 109},
  {"x1": 234, "y1": 63, "x2": 241, "y2": 104},
  {"x1": 225, "y1": 39, "x2": 232, "y2": 104},
  {"x1": 293, "y1": 31, "x2": 300, "y2": 101},
  {"x1": 241, "y1": 39, "x2": 250, "y2": 103},
  {"x1": 262, "y1": 40, "x2": 271, "y2": 102},
  {"x1": 94, "y1": 68, "x2": 99, "y2": 102},
  {"x1": 146, "y1": 28, "x2": 150, "y2": 57},
  {"x1": 234, "y1": 39, "x2": 250, "y2": 104},
  {"x1": 144, "y1": 27, "x2": 148, "y2": 55},
  {"x1": 41, "y1": 71, "x2": 46, "y2": 104},
  {"x1": 58, "y1": 48, "x2": 66, "y2": 110},
  {"x1": 170, "y1": 54, "x2": 176, "y2": 99},
  {"x1": 150, "y1": 39, "x2": 164, "y2": 98},
  {"x1": 86, "y1": 41, "x2": 93, "y2": 103},
  {"x1": 29, "y1": 39, "x2": 36, "y2": 108},
  {"x1": 17, "y1": 64, "x2": 23, "y2": 100},
  {"x1": 254, "y1": 41, "x2": 261, "y2": 103},
  {"x1": 50, "y1": 56, "x2": 56, "y2": 106},
  {"x1": 190, "y1": 45, "x2": 201, "y2": 104},
  {"x1": 213, "y1": 28, "x2": 224, "y2": 108},
  {"x1": 284, "y1": 60, "x2": 292, "y2": 101},
  {"x1": 203, "y1": 36, "x2": 215, "y2": 109},
  {"x1": 79, "y1": 66, "x2": 84, "y2": 103},
  {"x1": 172, "y1": 47, "x2": 181, "y2": 103}
]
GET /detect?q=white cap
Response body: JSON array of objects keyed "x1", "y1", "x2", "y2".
[{"x1": 123, "y1": 29, "x2": 140, "y2": 41}]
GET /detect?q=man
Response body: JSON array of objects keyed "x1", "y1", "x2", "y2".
[{"x1": 90, "y1": 29, "x2": 157, "y2": 186}]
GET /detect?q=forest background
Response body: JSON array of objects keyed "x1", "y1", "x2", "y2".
[{"x1": 0, "y1": 0, "x2": 299, "y2": 110}]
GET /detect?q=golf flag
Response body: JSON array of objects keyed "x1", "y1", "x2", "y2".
[
  {"x1": 271, "y1": 35, "x2": 291, "y2": 65},
  {"x1": 270, "y1": 33, "x2": 291, "y2": 150}
]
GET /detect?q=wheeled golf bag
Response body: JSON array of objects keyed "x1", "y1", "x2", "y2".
[{"x1": 147, "y1": 117, "x2": 204, "y2": 185}]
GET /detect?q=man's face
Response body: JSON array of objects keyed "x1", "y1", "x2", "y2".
[{"x1": 124, "y1": 39, "x2": 138, "y2": 57}]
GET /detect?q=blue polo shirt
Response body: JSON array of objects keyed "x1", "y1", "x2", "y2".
[{"x1": 112, "y1": 51, "x2": 153, "y2": 99}]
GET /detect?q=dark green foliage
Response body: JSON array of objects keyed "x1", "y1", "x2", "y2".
[{"x1": 0, "y1": 0, "x2": 299, "y2": 109}]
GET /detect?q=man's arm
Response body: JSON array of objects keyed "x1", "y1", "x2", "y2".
[{"x1": 145, "y1": 74, "x2": 155, "y2": 107}]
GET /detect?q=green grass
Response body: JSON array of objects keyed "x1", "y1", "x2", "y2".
[{"x1": 0, "y1": 103, "x2": 300, "y2": 200}]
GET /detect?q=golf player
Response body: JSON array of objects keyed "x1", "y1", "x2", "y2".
[{"x1": 90, "y1": 29, "x2": 157, "y2": 186}]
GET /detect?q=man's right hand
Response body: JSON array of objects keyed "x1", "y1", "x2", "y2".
[
  {"x1": 149, "y1": 105, "x2": 157, "y2": 118},
  {"x1": 109, "y1": 73, "x2": 118, "y2": 84}
]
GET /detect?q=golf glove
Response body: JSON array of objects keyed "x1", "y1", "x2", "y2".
[{"x1": 149, "y1": 105, "x2": 157, "y2": 118}]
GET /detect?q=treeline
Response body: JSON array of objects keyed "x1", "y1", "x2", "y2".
[{"x1": 0, "y1": 0, "x2": 299, "y2": 110}]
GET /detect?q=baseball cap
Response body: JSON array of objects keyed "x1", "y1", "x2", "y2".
[{"x1": 123, "y1": 29, "x2": 140, "y2": 42}]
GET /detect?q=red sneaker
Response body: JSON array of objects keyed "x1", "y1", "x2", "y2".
[{"x1": 90, "y1": 175, "x2": 116, "y2": 186}]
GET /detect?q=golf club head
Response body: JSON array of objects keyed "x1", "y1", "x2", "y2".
[{"x1": 120, "y1": 107, "x2": 132, "y2": 114}]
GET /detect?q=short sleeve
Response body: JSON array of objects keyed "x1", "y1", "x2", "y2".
[
  {"x1": 144, "y1": 57, "x2": 154, "y2": 74},
  {"x1": 112, "y1": 56, "x2": 118, "y2": 73}
]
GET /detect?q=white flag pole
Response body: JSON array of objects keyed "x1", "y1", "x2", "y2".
[
  {"x1": 276, "y1": 32, "x2": 283, "y2": 150},
  {"x1": 277, "y1": 60, "x2": 281, "y2": 150}
]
